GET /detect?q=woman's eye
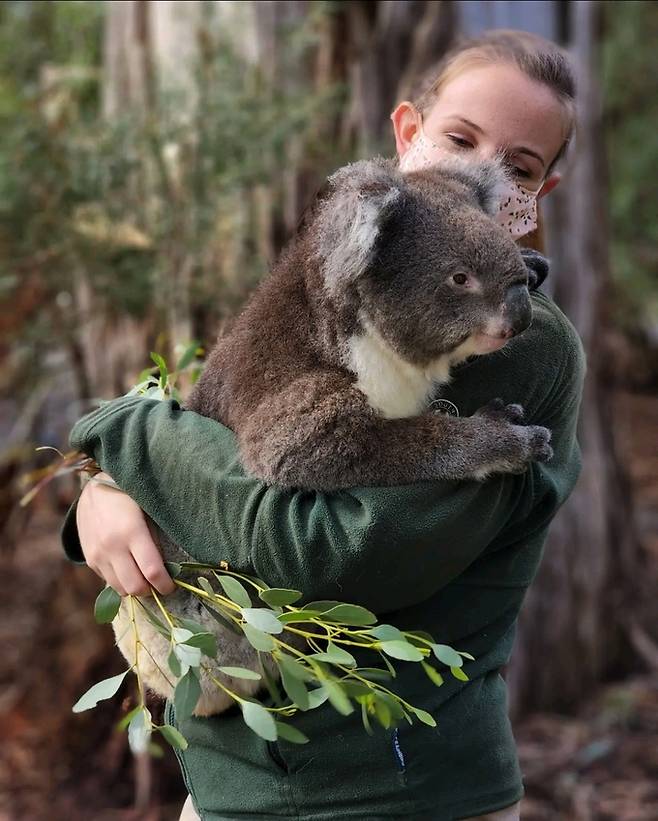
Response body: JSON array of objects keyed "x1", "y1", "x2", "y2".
[
  {"x1": 514, "y1": 167, "x2": 531, "y2": 179},
  {"x1": 447, "y1": 134, "x2": 473, "y2": 149},
  {"x1": 452, "y1": 273, "x2": 469, "y2": 285}
]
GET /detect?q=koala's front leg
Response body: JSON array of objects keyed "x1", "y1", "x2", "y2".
[{"x1": 238, "y1": 376, "x2": 552, "y2": 490}]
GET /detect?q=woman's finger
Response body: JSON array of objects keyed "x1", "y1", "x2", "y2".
[
  {"x1": 111, "y1": 551, "x2": 156, "y2": 598},
  {"x1": 130, "y1": 533, "x2": 177, "y2": 596}
]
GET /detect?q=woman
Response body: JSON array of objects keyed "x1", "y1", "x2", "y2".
[{"x1": 63, "y1": 29, "x2": 585, "y2": 821}]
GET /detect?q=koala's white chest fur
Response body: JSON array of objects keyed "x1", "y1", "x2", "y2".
[{"x1": 347, "y1": 321, "x2": 478, "y2": 419}]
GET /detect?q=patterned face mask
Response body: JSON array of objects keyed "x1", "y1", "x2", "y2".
[{"x1": 399, "y1": 117, "x2": 541, "y2": 239}]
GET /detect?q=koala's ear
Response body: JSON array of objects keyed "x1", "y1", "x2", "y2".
[
  {"x1": 315, "y1": 158, "x2": 405, "y2": 295},
  {"x1": 520, "y1": 248, "x2": 550, "y2": 291},
  {"x1": 433, "y1": 155, "x2": 508, "y2": 217}
]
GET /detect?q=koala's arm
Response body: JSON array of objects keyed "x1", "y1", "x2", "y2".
[{"x1": 61, "y1": 294, "x2": 585, "y2": 613}]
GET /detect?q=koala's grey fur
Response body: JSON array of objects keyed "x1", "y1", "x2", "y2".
[{"x1": 114, "y1": 156, "x2": 553, "y2": 715}]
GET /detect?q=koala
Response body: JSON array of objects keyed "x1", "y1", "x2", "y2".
[{"x1": 113, "y1": 156, "x2": 553, "y2": 716}]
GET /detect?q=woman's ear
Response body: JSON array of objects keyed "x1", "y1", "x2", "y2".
[
  {"x1": 537, "y1": 172, "x2": 561, "y2": 200},
  {"x1": 390, "y1": 101, "x2": 421, "y2": 158}
]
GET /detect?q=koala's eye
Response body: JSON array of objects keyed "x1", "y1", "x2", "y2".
[{"x1": 452, "y1": 273, "x2": 469, "y2": 286}]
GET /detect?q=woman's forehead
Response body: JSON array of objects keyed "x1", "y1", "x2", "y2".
[{"x1": 426, "y1": 63, "x2": 567, "y2": 160}]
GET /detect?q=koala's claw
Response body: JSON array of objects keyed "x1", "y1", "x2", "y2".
[{"x1": 475, "y1": 398, "x2": 525, "y2": 424}]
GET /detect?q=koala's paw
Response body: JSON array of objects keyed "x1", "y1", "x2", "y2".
[
  {"x1": 520, "y1": 248, "x2": 549, "y2": 291},
  {"x1": 474, "y1": 398, "x2": 525, "y2": 425},
  {"x1": 519, "y1": 424, "x2": 553, "y2": 464}
]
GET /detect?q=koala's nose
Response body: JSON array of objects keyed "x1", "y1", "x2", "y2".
[{"x1": 502, "y1": 284, "x2": 532, "y2": 336}]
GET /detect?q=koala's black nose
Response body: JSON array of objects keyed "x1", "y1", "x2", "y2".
[{"x1": 503, "y1": 283, "x2": 532, "y2": 336}]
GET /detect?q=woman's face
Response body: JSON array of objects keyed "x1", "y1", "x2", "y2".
[{"x1": 391, "y1": 62, "x2": 568, "y2": 199}]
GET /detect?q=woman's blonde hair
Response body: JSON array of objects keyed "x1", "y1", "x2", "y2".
[{"x1": 410, "y1": 29, "x2": 576, "y2": 174}]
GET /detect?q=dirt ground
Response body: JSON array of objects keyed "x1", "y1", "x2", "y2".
[{"x1": 0, "y1": 391, "x2": 656, "y2": 821}]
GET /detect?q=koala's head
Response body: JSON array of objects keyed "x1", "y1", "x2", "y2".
[{"x1": 313, "y1": 155, "x2": 542, "y2": 368}]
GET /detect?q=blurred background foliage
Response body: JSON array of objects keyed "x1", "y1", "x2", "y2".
[{"x1": 0, "y1": 2, "x2": 656, "y2": 820}]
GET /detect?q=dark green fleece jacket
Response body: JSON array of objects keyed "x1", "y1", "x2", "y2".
[{"x1": 62, "y1": 291, "x2": 585, "y2": 820}]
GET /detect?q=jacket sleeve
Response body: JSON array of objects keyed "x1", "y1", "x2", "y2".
[{"x1": 61, "y1": 296, "x2": 585, "y2": 613}]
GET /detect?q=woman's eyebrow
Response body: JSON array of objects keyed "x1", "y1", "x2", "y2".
[{"x1": 449, "y1": 116, "x2": 484, "y2": 135}]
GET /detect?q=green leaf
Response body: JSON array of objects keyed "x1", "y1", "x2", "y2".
[
  {"x1": 432, "y1": 644, "x2": 463, "y2": 668},
  {"x1": 140, "y1": 606, "x2": 170, "y2": 638},
  {"x1": 277, "y1": 653, "x2": 314, "y2": 682},
  {"x1": 182, "y1": 632, "x2": 218, "y2": 658},
  {"x1": 177, "y1": 617, "x2": 207, "y2": 635},
  {"x1": 197, "y1": 576, "x2": 215, "y2": 596},
  {"x1": 307, "y1": 687, "x2": 330, "y2": 709},
  {"x1": 241, "y1": 701, "x2": 277, "y2": 741},
  {"x1": 259, "y1": 655, "x2": 283, "y2": 704},
  {"x1": 218, "y1": 666, "x2": 262, "y2": 681},
  {"x1": 115, "y1": 704, "x2": 142, "y2": 732},
  {"x1": 174, "y1": 669, "x2": 202, "y2": 721},
  {"x1": 379, "y1": 652, "x2": 398, "y2": 679},
  {"x1": 367, "y1": 624, "x2": 405, "y2": 642},
  {"x1": 241, "y1": 608, "x2": 284, "y2": 634},
  {"x1": 373, "y1": 693, "x2": 392, "y2": 728},
  {"x1": 94, "y1": 586, "x2": 122, "y2": 624},
  {"x1": 259, "y1": 588, "x2": 302, "y2": 607},
  {"x1": 128, "y1": 707, "x2": 152, "y2": 754},
  {"x1": 405, "y1": 630, "x2": 435, "y2": 644},
  {"x1": 321, "y1": 604, "x2": 377, "y2": 626},
  {"x1": 458, "y1": 651, "x2": 475, "y2": 661},
  {"x1": 148, "y1": 741, "x2": 165, "y2": 758},
  {"x1": 164, "y1": 561, "x2": 182, "y2": 578},
  {"x1": 375, "y1": 691, "x2": 405, "y2": 721},
  {"x1": 173, "y1": 637, "x2": 202, "y2": 669},
  {"x1": 176, "y1": 341, "x2": 200, "y2": 372},
  {"x1": 72, "y1": 670, "x2": 130, "y2": 712},
  {"x1": 168, "y1": 648, "x2": 182, "y2": 678},
  {"x1": 354, "y1": 667, "x2": 393, "y2": 682},
  {"x1": 159, "y1": 723, "x2": 189, "y2": 751},
  {"x1": 243, "y1": 623, "x2": 276, "y2": 652},
  {"x1": 150, "y1": 352, "x2": 168, "y2": 384},
  {"x1": 340, "y1": 681, "x2": 372, "y2": 698},
  {"x1": 274, "y1": 721, "x2": 309, "y2": 744},
  {"x1": 279, "y1": 663, "x2": 309, "y2": 710},
  {"x1": 216, "y1": 575, "x2": 252, "y2": 608},
  {"x1": 322, "y1": 681, "x2": 353, "y2": 715},
  {"x1": 200, "y1": 601, "x2": 241, "y2": 635},
  {"x1": 421, "y1": 661, "x2": 444, "y2": 688},
  {"x1": 379, "y1": 641, "x2": 424, "y2": 662},
  {"x1": 301, "y1": 600, "x2": 344, "y2": 612},
  {"x1": 278, "y1": 610, "x2": 322, "y2": 624},
  {"x1": 411, "y1": 707, "x2": 437, "y2": 727},
  {"x1": 309, "y1": 643, "x2": 356, "y2": 667},
  {"x1": 450, "y1": 665, "x2": 469, "y2": 682}
]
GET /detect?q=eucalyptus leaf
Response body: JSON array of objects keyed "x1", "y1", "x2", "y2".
[
  {"x1": 373, "y1": 694, "x2": 392, "y2": 728},
  {"x1": 354, "y1": 667, "x2": 393, "y2": 682},
  {"x1": 321, "y1": 604, "x2": 377, "y2": 626},
  {"x1": 241, "y1": 608, "x2": 284, "y2": 634},
  {"x1": 200, "y1": 601, "x2": 241, "y2": 635},
  {"x1": 241, "y1": 701, "x2": 277, "y2": 741},
  {"x1": 421, "y1": 661, "x2": 444, "y2": 688},
  {"x1": 115, "y1": 704, "x2": 142, "y2": 732},
  {"x1": 174, "y1": 668, "x2": 202, "y2": 721},
  {"x1": 450, "y1": 665, "x2": 469, "y2": 682},
  {"x1": 278, "y1": 610, "x2": 322, "y2": 624},
  {"x1": 411, "y1": 707, "x2": 437, "y2": 727},
  {"x1": 182, "y1": 632, "x2": 217, "y2": 658},
  {"x1": 277, "y1": 653, "x2": 314, "y2": 682},
  {"x1": 280, "y1": 664, "x2": 309, "y2": 710},
  {"x1": 367, "y1": 624, "x2": 405, "y2": 642},
  {"x1": 176, "y1": 341, "x2": 200, "y2": 372},
  {"x1": 164, "y1": 561, "x2": 182, "y2": 578},
  {"x1": 274, "y1": 721, "x2": 309, "y2": 744},
  {"x1": 174, "y1": 640, "x2": 202, "y2": 670},
  {"x1": 307, "y1": 687, "x2": 330, "y2": 709},
  {"x1": 309, "y1": 643, "x2": 356, "y2": 667},
  {"x1": 128, "y1": 707, "x2": 152, "y2": 754},
  {"x1": 73, "y1": 670, "x2": 130, "y2": 713},
  {"x1": 458, "y1": 651, "x2": 475, "y2": 661},
  {"x1": 197, "y1": 577, "x2": 215, "y2": 596},
  {"x1": 141, "y1": 606, "x2": 170, "y2": 638},
  {"x1": 168, "y1": 648, "x2": 182, "y2": 678},
  {"x1": 432, "y1": 644, "x2": 463, "y2": 668},
  {"x1": 217, "y1": 575, "x2": 252, "y2": 608},
  {"x1": 94, "y1": 586, "x2": 121, "y2": 624},
  {"x1": 177, "y1": 617, "x2": 208, "y2": 635},
  {"x1": 379, "y1": 640, "x2": 424, "y2": 662},
  {"x1": 218, "y1": 666, "x2": 262, "y2": 681},
  {"x1": 159, "y1": 723, "x2": 189, "y2": 751},
  {"x1": 148, "y1": 741, "x2": 165, "y2": 758},
  {"x1": 243, "y1": 623, "x2": 276, "y2": 652},
  {"x1": 322, "y1": 681, "x2": 353, "y2": 715},
  {"x1": 259, "y1": 588, "x2": 302, "y2": 607}
]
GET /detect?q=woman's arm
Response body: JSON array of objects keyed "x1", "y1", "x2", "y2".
[{"x1": 62, "y1": 292, "x2": 585, "y2": 614}]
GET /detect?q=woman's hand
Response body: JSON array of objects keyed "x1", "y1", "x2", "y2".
[{"x1": 76, "y1": 472, "x2": 176, "y2": 597}]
